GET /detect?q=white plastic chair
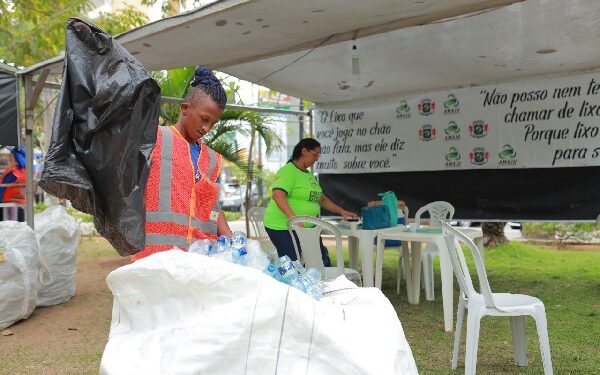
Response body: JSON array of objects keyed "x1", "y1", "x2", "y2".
[
  {"x1": 380, "y1": 205, "x2": 409, "y2": 294},
  {"x1": 246, "y1": 207, "x2": 277, "y2": 261},
  {"x1": 288, "y1": 216, "x2": 361, "y2": 285},
  {"x1": 414, "y1": 201, "x2": 455, "y2": 300},
  {"x1": 441, "y1": 222, "x2": 553, "y2": 375}
]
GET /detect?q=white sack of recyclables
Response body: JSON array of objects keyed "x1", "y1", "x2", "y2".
[
  {"x1": 34, "y1": 205, "x2": 81, "y2": 306},
  {"x1": 100, "y1": 250, "x2": 418, "y2": 375},
  {"x1": 0, "y1": 221, "x2": 49, "y2": 330}
]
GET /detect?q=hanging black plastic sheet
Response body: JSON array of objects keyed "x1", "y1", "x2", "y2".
[
  {"x1": 0, "y1": 71, "x2": 19, "y2": 146},
  {"x1": 39, "y1": 18, "x2": 161, "y2": 256}
]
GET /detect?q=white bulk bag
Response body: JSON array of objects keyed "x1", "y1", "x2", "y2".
[
  {"x1": 35, "y1": 205, "x2": 81, "y2": 306},
  {"x1": 100, "y1": 251, "x2": 418, "y2": 375},
  {"x1": 0, "y1": 221, "x2": 45, "y2": 330}
]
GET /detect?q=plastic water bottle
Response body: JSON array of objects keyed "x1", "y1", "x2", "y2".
[
  {"x1": 188, "y1": 239, "x2": 212, "y2": 255},
  {"x1": 303, "y1": 268, "x2": 321, "y2": 284},
  {"x1": 264, "y1": 263, "x2": 277, "y2": 277},
  {"x1": 290, "y1": 276, "x2": 307, "y2": 292},
  {"x1": 292, "y1": 260, "x2": 305, "y2": 275},
  {"x1": 215, "y1": 235, "x2": 231, "y2": 251},
  {"x1": 244, "y1": 240, "x2": 269, "y2": 270},
  {"x1": 231, "y1": 231, "x2": 247, "y2": 249},
  {"x1": 301, "y1": 268, "x2": 323, "y2": 300},
  {"x1": 305, "y1": 283, "x2": 323, "y2": 300},
  {"x1": 274, "y1": 255, "x2": 301, "y2": 284}
]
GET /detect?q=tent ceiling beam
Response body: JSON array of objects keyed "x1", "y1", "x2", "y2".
[
  {"x1": 26, "y1": 69, "x2": 49, "y2": 110},
  {"x1": 33, "y1": 80, "x2": 61, "y2": 91},
  {"x1": 161, "y1": 95, "x2": 310, "y2": 117}
]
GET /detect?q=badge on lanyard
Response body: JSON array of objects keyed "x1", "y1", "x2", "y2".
[{"x1": 210, "y1": 210, "x2": 219, "y2": 221}]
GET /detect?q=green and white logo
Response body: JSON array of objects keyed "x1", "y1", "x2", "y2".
[
  {"x1": 396, "y1": 100, "x2": 411, "y2": 119},
  {"x1": 499, "y1": 144, "x2": 516, "y2": 159},
  {"x1": 498, "y1": 144, "x2": 517, "y2": 166},
  {"x1": 444, "y1": 121, "x2": 461, "y2": 141},
  {"x1": 444, "y1": 94, "x2": 460, "y2": 114},
  {"x1": 445, "y1": 147, "x2": 461, "y2": 167}
]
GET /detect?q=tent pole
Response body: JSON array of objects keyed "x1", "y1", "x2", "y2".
[
  {"x1": 23, "y1": 70, "x2": 49, "y2": 228},
  {"x1": 298, "y1": 100, "x2": 304, "y2": 141},
  {"x1": 23, "y1": 75, "x2": 35, "y2": 228},
  {"x1": 309, "y1": 109, "x2": 314, "y2": 138}
]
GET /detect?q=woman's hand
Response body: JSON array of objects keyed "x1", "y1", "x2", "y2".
[{"x1": 340, "y1": 209, "x2": 359, "y2": 220}]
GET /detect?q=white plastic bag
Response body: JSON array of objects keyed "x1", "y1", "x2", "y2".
[
  {"x1": 35, "y1": 205, "x2": 81, "y2": 306},
  {"x1": 0, "y1": 221, "x2": 46, "y2": 330},
  {"x1": 100, "y1": 251, "x2": 418, "y2": 375}
]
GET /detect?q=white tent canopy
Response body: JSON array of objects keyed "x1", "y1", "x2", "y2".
[
  {"x1": 26, "y1": 0, "x2": 600, "y2": 104},
  {"x1": 21, "y1": 0, "x2": 600, "y2": 224}
]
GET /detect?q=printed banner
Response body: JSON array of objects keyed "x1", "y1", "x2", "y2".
[{"x1": 314, "y1": 71, "x2": 600, "y2": 173}]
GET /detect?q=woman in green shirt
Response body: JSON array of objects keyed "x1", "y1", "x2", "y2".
[{"x1": 264, "y1": 138, "x2": 358, "y2": 266}]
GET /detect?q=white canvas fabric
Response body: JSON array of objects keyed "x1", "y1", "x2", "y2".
[
  {"x1": 100, "y1": 251, "x2": 418, "y2": 375},
  {"x1": 0, "y1": 221, "x2": 47, "y2": 330},
  {"x1": 35, "y1": 205, "x2": 81, "y2": 306}
]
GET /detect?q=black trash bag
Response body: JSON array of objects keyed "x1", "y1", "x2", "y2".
[{"x1": 39, "y1": 18, "x2": 160, "y2": 256}]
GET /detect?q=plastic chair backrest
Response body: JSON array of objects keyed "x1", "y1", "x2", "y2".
[
  {"x1": 415, "y1": 201, "x2": 454, "y2": 227},
  {"x1": 247, "y1": 207, "x2": 268, "y2": 239},
  {"x1": 288, "y1": 216, "x2": 344, "y2": 276},
  {"x1": 441, "y1": 222, "x2": 499, "y2": 309},
  {"x1": 398, "y1": 206, "x2": 409, "y2": 224}
]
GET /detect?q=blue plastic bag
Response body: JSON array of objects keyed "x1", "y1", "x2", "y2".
[{"x1": 361, "y1": 205, "x2": 391, "y2": 230}]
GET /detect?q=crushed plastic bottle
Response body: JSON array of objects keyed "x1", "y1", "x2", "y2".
[
  {"x1": 188, "y1": 239, "x2": 213, "y2": 255},
  {"x1": 187, "y1": 235, "x2": 321, "y2": 299},
  {"x1": 269, "y1": 256, "x2": 323, "y2": 300},
  {"x1": 273, "y1": 255, "x2": 301, "y2": 284}
]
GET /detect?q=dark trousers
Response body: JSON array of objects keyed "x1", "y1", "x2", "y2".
[{"x1": 265, "y1": 227, "x2": 331, "y2": 267}]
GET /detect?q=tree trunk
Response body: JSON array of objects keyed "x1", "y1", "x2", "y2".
[{"x1": 482, "y1": 222, "x2": 507, "y2": 247}]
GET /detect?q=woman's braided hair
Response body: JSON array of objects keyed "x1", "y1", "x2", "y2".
[{"x1": 186, "y1": 66, "x2": 227, "y2": 109}]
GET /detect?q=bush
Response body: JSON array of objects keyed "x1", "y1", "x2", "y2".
[
  {"x1": 224, "y1": 211, "x2": 242, "y2": 221},
  {"x1": 523, "y1": 222, "x2": 600, "y2": 243}
]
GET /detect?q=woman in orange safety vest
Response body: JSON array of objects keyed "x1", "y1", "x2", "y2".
[{"x1": 132, "y1": 67, "x2": 233, "y2": 261}]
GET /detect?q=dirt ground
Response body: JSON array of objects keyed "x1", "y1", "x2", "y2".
[
  {"x1": 1, "y1": 237, "x2": 598, "y2": 374},
  {"x1": 0, "y1": 238, "x2": 129, "y2": 375}
]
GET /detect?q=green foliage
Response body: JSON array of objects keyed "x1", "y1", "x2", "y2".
[
  {"x1": 34, "y1": 201, "x2": 48, "y2": 213},
  {"x1": 224, "y1": 211, "x2": 242, "y2": 221},
  {"x1": 257, "y1": 168, "x2": 276, "y2": 206},
  {"x1": 0, "y1": 0, "x2": 147, "y2": 66},
  {"x1": 66, "y1": 206, "x2": 94, "y2": 222},
  {"x1": 523, "y1": 222, "x2": 600, "y2": 243},
  {"x1": 94, "y1": 7, "x2": 149, "y2": 36},
  {"x1": 150, "y1": 67, "x2": 196, "y2": 125},
  {"x1": 0, "y1": 0, "x2": 90, "y2": 66}
]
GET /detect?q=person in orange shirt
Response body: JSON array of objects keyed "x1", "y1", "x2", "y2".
[
  {"x1": 0, "y1": 147, "x2": 26, "y2": 221},
  {"x1": 132, "y1": 67, "x2": 233, "y2": 261}
]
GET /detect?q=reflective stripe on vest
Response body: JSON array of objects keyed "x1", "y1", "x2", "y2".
[
  {"x1": 145, "y1": 126, "x2": 220, "y2": 244},
  {"x1": 146, "y1": 211, "x2": 217, "y2": 234},
  {"x1": 158, "y1": 127, "x2": 173, "y2": 212},
  {"x1": 144, "y1": 233, "x2": 189, "y2": 249}
]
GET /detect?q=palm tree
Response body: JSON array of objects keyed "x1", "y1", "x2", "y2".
[{"x1": 151, "y1": 67, "x2": 283, "y2": 234}]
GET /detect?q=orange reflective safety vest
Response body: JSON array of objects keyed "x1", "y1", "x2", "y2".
[
  {"x1": 132, "y1": 126, "x2": 222, "y2": 261},
  {"x1": 1, "y1": 166, "x2": 26, "y2": 204}
]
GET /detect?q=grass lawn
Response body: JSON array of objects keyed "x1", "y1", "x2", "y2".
[
  {"x1": 329, "y1": 241, "x2": 600, "y2": 374},
  {"x1": 2, "y1": 239, "x2": 597, "y2": 374}
]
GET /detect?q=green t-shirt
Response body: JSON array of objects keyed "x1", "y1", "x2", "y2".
[{"x1": 264, "y1": 162, "x2": 322, "y2": 230}]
